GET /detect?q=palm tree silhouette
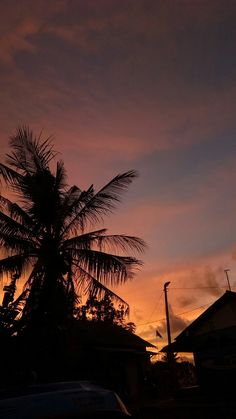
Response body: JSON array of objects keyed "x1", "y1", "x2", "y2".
[{"x1": 0, "y1": 127, "x2": 145, "y2": 329}]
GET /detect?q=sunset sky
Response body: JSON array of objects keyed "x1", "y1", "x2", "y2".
[{"x1": 1, "y1": 0, "x2": 236, "y2": 351}]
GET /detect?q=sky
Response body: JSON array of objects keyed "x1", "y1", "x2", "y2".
[{"x1": 0, "y1": 0, "x2": 236, "y2": 352}]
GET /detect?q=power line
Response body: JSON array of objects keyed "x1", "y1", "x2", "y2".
[
  {"x1": 169, "y1": 286, "x2": 231, "y2": 290},
  {"x1": 146, "y1": 290, "x2": 164, "y2": 323},
  {"x1": 149, "y1": 284, "x2": 236, "y2": 291},
  {"x1": 135, "y1": 284, "x2": 236, "y2": 329},
  {"x1": 173, "y1": 302, "x2": 212, "y2": 317},
  {"x1": 136, "y1": 301, "x2": 213, "y2": 327}
]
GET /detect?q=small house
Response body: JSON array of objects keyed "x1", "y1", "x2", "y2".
[
  {"x1": 162, "y1": 291, "x2": 236, "y2": 392},
  {"x1": 65, "y1": 320, "x2": 156, "y2": 400},
  {"x1": 14, "y1": 320, "x2": 155, "y2": 401}
]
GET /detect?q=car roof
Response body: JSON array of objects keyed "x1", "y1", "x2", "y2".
[
  {"x1": 0, "y1": 381, "x2": 131, "y2": 418},
  {"x1": 0, "y1": 381, "x2": 103, "y2": 400}
]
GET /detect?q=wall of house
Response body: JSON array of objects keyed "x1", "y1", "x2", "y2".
[{"x1": 193, "y1": 299, "x2": 236, "y2": 336}]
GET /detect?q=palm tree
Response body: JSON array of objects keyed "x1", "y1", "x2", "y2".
[{"x1": 0, "y1": 127, "x2": 145, "y2": 330}]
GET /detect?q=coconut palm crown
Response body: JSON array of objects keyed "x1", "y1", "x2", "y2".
[{"x1": 0, "y1": 127, "x2": 145, "y2": 328}]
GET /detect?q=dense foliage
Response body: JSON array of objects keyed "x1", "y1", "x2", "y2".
[{"x1": 75, "y1": 293, "x2": 136, "y2": 332}]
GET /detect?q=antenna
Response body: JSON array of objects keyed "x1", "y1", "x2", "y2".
[{"x1": 224, "y1": 269, "x2": 231, "y2": 291}]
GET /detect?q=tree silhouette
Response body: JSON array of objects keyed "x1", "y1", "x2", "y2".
[
  {"x1": 75, "y1": 293, "x2": 136, "y2": 332},
  {"x1": 0, "y1": 127, "x2": 145, "y2": 330}
]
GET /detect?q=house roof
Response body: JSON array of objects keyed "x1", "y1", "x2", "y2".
[
  {"x1": 161, "y1": 325, "x2": 236, "y2": 353},
  {"x1": 20, "y1": 319, "x2": 156, "y2": 354},
  {"x1": 68, "y1": 320, "x2": 156, "y2": 351},
  {"x1": 177, "y1": 291, "x2": 236, "y2": 340},
  {"x1": 161, "y1": 291, "x2": 236, "y2": 353}
]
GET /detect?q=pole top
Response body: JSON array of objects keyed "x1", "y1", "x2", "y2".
[{"x1": 164, "y1": 281, "x2": 171, "y2": 289}]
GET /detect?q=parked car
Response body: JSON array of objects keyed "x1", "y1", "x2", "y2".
[{"x1": 0, "y1": 381, "x2": 131, "y2": 418}]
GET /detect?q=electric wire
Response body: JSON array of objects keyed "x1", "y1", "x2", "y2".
[
  {"x1": 136, "y1": 300, "x2": 215, "y2": 327},
  {"x1": 146, "y1": 290, "x2": 164, "y2": 323},
  {"x1": 169, "y1": 286, "x2": 233, "y2": 290},
  {"x1": 135, "y1": 284, "x2": 235, "y2": 328}
]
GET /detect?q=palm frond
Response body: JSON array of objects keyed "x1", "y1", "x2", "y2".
[
  {"x1": 62, "y1": 229, "x2": 107, "y2": 250},
  {"x1": 62, "y1": 231, "x2": 146, "y2": 256},
  {"x1": 0, "y1": 231, "x2": 38, "y2": 255},
  {"x1": 81, "y1": 170, "x2": 138, "y2": 217},
  {"x1": 0, "y1": 195, "x2": 34, "y2": 227},
  {"x1": 0, "y1": 211, "x2": 37, "y2": 241},
  {"x1": 72, "y1": 262, "x2": 129, "y2": 311},
  {"x1": 71, "y1": 249, "x2": 142, "y2": 286},
  {"x1": 59, "y1": 185, "x2": 94, "y2": 237},
  {"x1": 62, "y1": 171, "x2": 138, "y2": 235},
  {"x1": 6, "y1": 126, "x2": 56, "y2": 175},
  {"x1": 56, "y1": 185, "x2": 82, "y2": 231},
  {"x1": 96, "y1": 234, "x2": 146, "y2": 254},
  {"x1": 0, "y1": 254, "x2": 32, "y2": 279},
  {"x1": 0, "y1": 162, "x2": 23, "y2": 186}
]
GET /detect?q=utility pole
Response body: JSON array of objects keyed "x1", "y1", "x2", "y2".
[
  {"x1": 163, "y1": 281, "x2": 178, "y2": 390},
  {"x1": 164, "y1": 281, "x2": 171, "y2": 347},
  {"x1": 224, "y1": 269, "x2": 231, "y2": 291}
]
